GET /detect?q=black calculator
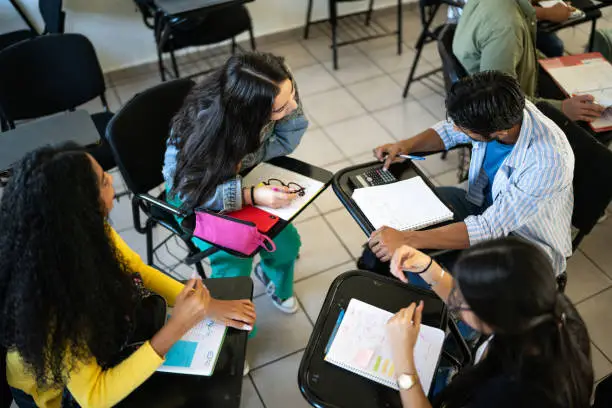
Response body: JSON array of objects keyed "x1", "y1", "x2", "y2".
[{"x1": 349, "y1": 167, "x2": 398, "y2": 188}]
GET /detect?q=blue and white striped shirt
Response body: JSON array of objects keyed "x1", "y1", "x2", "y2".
[{"x1": 432, "y1": 101, "x2": 574, "y2": 275}]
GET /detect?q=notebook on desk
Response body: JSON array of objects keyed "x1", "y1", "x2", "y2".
[
  {"x1": 157, "y1": 309, "x2": 227, "y2": 376},
  {"x1": 539, "y1": 53, "x2": 612, "y2": 132},
  {"x1": 325, "y1": 299, "x2": 445, "y2": 394},
  {"x1": 242, "y1": 162, "x2": 325, "y2": 221},
  {"x1": 351, "y1": 176, "x2": 453, "y2": 231}
]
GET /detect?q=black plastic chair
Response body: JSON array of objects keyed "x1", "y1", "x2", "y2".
[
  {"x1": 536, "y1": 102, "x2": 612, "y2": 292},
  {"x1": 106, "y1": 78, "x2": 216, "y2": 278},
  {"x1": 0, "y1": 33, "x2": 115, "y2": 170},
  {"x1": 436, "y1": 23, "x2": 470, "y2": 181},
  {"x1": 402, "y1": 0, "x2": 464, "y2": 98},
  {"x1": 304, "y1": 0, "x2": 403, "y2": 70},
  {"x1": 133, "y1": 0, "x2": 256, "y2": 81}
]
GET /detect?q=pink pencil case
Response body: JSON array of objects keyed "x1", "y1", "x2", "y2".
[{"x1": 193, "y1": 209, "x2": 276, "y2": 256}]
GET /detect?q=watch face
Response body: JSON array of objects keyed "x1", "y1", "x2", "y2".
[{"x1": 397, "y1": 373, "x2": 416, "y2": 390}]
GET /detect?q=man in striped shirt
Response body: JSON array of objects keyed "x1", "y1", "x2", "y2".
[{"x1": 370, "y1": 71, "x2": 574, "y2": 276}]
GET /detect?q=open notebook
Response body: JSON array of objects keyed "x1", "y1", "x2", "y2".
[
  {"x1": 325, "y1": 299, "x2": 445, "y2": 394},
  {"x1": 351, "y1": 176, "x2": 453, "y2": 231},
  {"x1": 157, "y1": 309, "x2": 227, "y2": 376},
  {"x1": 243, "y1": 162, "x2": 325, "y2": 221}
]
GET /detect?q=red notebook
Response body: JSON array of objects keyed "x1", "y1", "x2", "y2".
[{"x1": 227, "y1": 206, "x2": 280, "y2": 233}]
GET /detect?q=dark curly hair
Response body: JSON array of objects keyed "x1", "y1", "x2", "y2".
[{"x1": 0, "y1": 144, "x2": 137, "y2": 389}]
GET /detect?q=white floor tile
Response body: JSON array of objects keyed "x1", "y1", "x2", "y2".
[
  {"x1": 373, "y1": 101, "x2": 439, "y2": 141},
  {"x1": 579, "y1": 218, "x2": 612, "y2": 278},
  {"x1": 294, "y1": 262, "x2": 355, "y2": 322},
  {"x1": 114, "y1": 72, "x2": 162, "y2": 104},
  {"x1": 301, "y1": 36, "x2": 360, "y2": 63},
  {"x1": 432, "y1": 169, "x2": 459, "y2": 187},
  {"x1": 415, "y1": 150, "x2": 460, "y2": 178},
  {"x1": 324, "y1": 52, "x2": 385, "y2": 85},
  {"x1": 241, "y1": 377, "x2": 265, "y2": 408},
  {"x1": 246, "y1": 296, "x2": 312, "y2": 368},
  {"x1": 251, "y1": 351, "x2": 312, "y2": 408},
  {"x1": 293, "y1": 217, "x2": 352, "y2": 281},
  {"x1": 324, "y1": 115, "x2": 395, "y2": 157},
  {"x1": 264, "y1": 42, "x2": 318, "y2": 70},
  {"x1": 347, "y1": 75, "x2": 404, "y2": 112},
  {"x1": 302, "y1": 88, "x2": 366, "y2": 126},
  {"x1": 293, "y1": 64, "x2": 342, "y2": 97},
  {"x1": 324, "y1": 209, "x2": 368, "y2": 258},
  {"x1": 368, "y1": 44, "x2": 419, "y2": 74},
  {"x1": 314, "y1": 160, "x2": 352, "y2": 214},
  {"x1": 577, "y1": 288, "x2": 612, "y2": 360},
  {"x1": 419, "y1": 92, "x2": 446, "y2": 120},
  {"x1": 566, "y1": 251, "x2": 612, "y2": 305},
  {"x1": 79, "y1": 87, "x2": 122, "y2": 114},
  {"x1": 290, "y1": 128, "x2": 346, "y2": 167},
  {"x1": 592, "y1": 344, "x2": 612, "y2": 382},
  {"x1": 108, "y1": 195, "x2": 136, "y2": 232}
]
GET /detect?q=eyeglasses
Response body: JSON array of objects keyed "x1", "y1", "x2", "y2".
[
  {"x1": 448, "y1": 285, "x2": 471, "y2": 314},
  {"x1": 263, "y1": 178, "x2": 306, "y2": 197}
]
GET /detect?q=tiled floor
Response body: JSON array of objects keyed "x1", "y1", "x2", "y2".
[{"x1": 6, "y1": 5, "x2": 612, "y2": 408}]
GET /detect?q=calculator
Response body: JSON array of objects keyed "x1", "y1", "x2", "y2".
[{"x1": 349, "y1": 167, "x2": 398, "y2": 188}]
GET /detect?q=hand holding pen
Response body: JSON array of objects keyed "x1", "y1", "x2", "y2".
[{"x1": 373, "y1": 143, "x2": 426, "y2": 170}]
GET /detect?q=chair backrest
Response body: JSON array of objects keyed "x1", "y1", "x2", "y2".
[
  {"x1": 536, "y1": 102, "x2": 612, "y2": 247},
  {"x1": 40, "y1": 0, "x2": 65, "y2": 34},
  {"x1": 0, "y1": 33, "x2": 105, "y2": 123},
  {"x1": 437, "y1": 24, "x2": 468, "y2": 92},
  {"x1": 132, "y1": 0, "x2": 157, "y2": 28},
  {"x1": 106, "y1": 78, "x2": 195, "y2": 195}
]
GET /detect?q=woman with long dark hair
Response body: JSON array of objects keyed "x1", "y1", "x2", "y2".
[
  {"x1": 386, "y1": 237, "x2": 593, "y2": 408},
  {"x1": 1, "y1": 145, "x2": 256, "y2": 408},
  {"x1": 163, "y1": 52, "x2": 308, "y2": 314}
]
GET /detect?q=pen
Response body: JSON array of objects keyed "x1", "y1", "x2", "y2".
[
  {"x1": 398, "y1": 154, "x2": 426, "y2": 161},
  {"x1": 382, "y1": 153, "x2": 426, "y2": 161}
]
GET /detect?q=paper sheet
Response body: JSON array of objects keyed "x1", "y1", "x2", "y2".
[
  {"x1": 325, "y1": 299, "x2": 445, "y2": 393},
  {"x1": 242, "y1": 162, "x2": 325, "y2": 221},
  {"x1": 351, "y1": 176, "x2": 453, "y2": 231},
  {"x1": 547, "y1": 61, "x2": 612, "y2": 107},
  {"x1": 157, "y1": 310, "x2": 227, "y2": 376}
]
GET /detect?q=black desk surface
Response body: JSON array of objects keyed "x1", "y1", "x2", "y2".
[
  {"x1": 539, "y1": 0, "x2": 604, "y2": 32},
  {"x1": 182, "y1": 156, "x2": 334, "y2": 258},
  {"x1": 118, "y1": 276, "x2": 253, "y2": 408},
  {"x1": 299, "y1": 270, "x2": 447, "y2": 408},
  {"x1": 154, "y1": 0, "x2": 252, "y2": 16},
  {"x1": 333, "y1": 160, "x2": 455, "y2": 237},
  {"x1": 0, "y1": 110, "x2": 100, "y2": 171}
]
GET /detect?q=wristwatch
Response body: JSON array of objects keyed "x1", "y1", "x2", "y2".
[{"x1": 397, "y1": 373, "x2": 419, "y2": 391}]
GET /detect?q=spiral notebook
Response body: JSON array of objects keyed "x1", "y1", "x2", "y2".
[
  {"x1": 351, "y1": 176, "x2": 453, "y2": 231},
  {"x1": 325, "y1": 299, "x2": 445, "y2": 393}
]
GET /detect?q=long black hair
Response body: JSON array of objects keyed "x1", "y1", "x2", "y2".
[
  {"x1": 435, "y1": 237, "x2": 593, "y2": 408},
  {"x1": 0, "y1": 144, "x2": 137, "y2": 388},
  {"x1": 446, "y1": 71, "x2": 525, "y2": 139},
  {"x1": 169, "y1": 52, "x2": 291, "y2": 210}
]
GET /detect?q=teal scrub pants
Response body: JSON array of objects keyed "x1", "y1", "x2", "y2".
[{"x1": 192, "y1": 223, "x2": 301, "y2": 301}]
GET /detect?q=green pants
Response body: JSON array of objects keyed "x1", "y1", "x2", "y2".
[{"x1": 192, "y1": 223, "x2": 301, "y2": 300}]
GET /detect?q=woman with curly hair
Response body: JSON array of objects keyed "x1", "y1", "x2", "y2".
[{"x1": 0, "y1": 144, "x2": 256, "y2": 408}]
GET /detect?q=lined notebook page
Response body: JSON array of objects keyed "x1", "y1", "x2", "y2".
[
  {"x1": 351, "y1": 176, "x2": 453, "y2": 231},
  {"x1": 325, "y1": 299, "x2": 445, "y2": 394}
]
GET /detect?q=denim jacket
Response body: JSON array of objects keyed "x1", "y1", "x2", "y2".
[{"x1": 162, "y1": 86, "x2": 308, "y2": 212}]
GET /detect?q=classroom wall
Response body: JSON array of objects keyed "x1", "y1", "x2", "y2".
[{"x1": 13, "y1": 0, "x2": 414, "y2": 73}]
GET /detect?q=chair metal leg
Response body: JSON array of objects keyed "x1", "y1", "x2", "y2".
[
  {"x1": 441, "y1": 151, "x2": 448, "y2": 160},
  {"x1": 330, "y1": 0, "x2": 339, "y2": 70},
  {"x1": 146, "y1": 222, "x2": 154, "y2": 265},
  {"x1": 195, "y1": 261, "x2": 206, "y2": 279},
  {"x1": 170, "y1": 49, "x2": 180, "y2": 79},
  {"x1": 156, "y1": 46, "x2": 166, "y2": 82},
  {"x1": 231, "y1": 37, "x2": 237, "y2": 54},
  {"x1": 397, "y1": 0, "x2": 403, "y2": 55},
  {"x1": 365, "y1": 0, "x2": 375, "y2": 26},
  {"x1": 249, "y1": 26, "x2": 257, "y2": 50},
  {"x1": 588, "y1": 19, "x2": 597, "y2": 52},
  {"x1": 304, "y1": 0, "x2": 314, "y2": 39},
  {"x1": 402, "y1": 42, "x2": 426, "y2": 97},
  {"x1": 557, "y1": 271, "x2": 567, "y2": 293}
]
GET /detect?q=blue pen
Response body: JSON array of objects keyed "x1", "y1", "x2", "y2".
[{"x1": 398, "y1": 154, "x2": 426, "y2": 161}]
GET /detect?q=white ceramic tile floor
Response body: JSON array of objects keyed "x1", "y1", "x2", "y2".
[{"x1": 72, "y1": 8, "x2": 612, "y2": 406}]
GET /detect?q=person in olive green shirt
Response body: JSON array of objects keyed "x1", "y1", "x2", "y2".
[{"x1": 453, "y1": 0, "x2": 605, "y2": 123}]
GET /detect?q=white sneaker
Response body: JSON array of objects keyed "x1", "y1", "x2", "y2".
[
  {"x1": 243, "y1": 360, "x2": 250, "y2": 376},
  {"x1": 272, "y1": 295, "x2": 299, "y2": 314},
  {"x1": 253, "y1": 263, "x2": 300, "y2": 314}
]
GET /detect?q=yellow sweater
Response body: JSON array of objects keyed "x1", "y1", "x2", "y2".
[{"x1": 6, "y1": 228, "x2": 185, "y2": 408}]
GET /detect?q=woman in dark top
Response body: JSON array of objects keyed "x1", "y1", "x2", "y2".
[{"x1": 386, "y1": 237, "x2": 593, "y2": 408}]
